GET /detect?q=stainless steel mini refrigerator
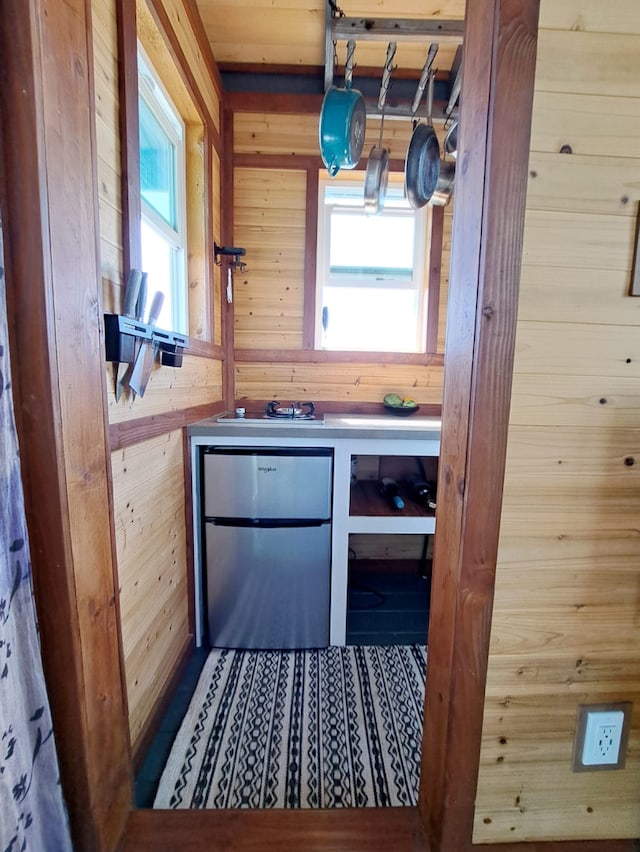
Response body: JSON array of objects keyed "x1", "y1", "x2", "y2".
[{"x1": 201, "y1": 447, "x2": 332, "y2": 649}]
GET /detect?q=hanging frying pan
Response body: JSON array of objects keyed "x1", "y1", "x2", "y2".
[
  {"x1": 319, "y1": 39, "x2": 366, "y2": 177},
  {"x1": 405, "y1": 45, "x2": 440, "y2": 209},
  {"x1": 364, "y1": 42, "x2": 396, "y2": 215}
]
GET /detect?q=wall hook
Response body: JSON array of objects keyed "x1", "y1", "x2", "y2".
[{"x1": 214, "y1": 243, "x2": 247, "y2": 273}]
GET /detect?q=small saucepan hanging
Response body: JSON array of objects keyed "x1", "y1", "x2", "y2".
[
  {"x1": 443, "y1": 120, "x2": 458, "y2": 159},
  {"x1": 432, "y1": 53, "x2": 462, "y2": 206},
  {"x1": 319, "y1": 39, "x2": 367, "y2": 178},
  {"x1": 364, "y1": 42, "x2": 396, "y2": 215},
  {"x1": 404, "y1": 44, "x2": 440, "y2": 209}
]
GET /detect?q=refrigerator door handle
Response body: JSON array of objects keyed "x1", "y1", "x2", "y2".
[{"x1": 205, "y1": 517, "x2": 328, "y2": 528}]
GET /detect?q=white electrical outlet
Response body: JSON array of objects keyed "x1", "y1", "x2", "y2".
[
  {"x1": 582, "y1": 711, "x2": 624, "y2": 765},
  {"x1": 573, "y1": 703, "x2": 631, "y2": 771}
]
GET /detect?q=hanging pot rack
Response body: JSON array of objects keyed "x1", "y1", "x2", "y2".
[{"x1": 325, "y1": 1, "x2": 464, "y2": 121}]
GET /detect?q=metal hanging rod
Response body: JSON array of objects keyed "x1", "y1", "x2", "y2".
[
  {"x1": 324, "y1": 2, "x2": 464, "y2": 94},
  {"x1": 365, "y1": 102, "x2": 454, "y2": 121}
]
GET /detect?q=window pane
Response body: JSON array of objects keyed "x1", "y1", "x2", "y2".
[
  {"x1": 321, "y1": 285, "x2": 419, "y2": 352},
  {"x1": 139, "y1": 97, "x2": 177, "y2": 229},
  {"x1": 329, "y1": 210, "x2": 415, "y2": 275},
  {"x1": 140, "y1": 218, "x2": 178, "y2": 331}
]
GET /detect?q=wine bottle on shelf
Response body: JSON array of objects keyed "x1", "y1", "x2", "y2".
[
  {"x1": 407, "y1": 473, "x2": 437, "y2": 510},
  {"x1": 378, "y1": 476, "x2": 405, "y2": 511}
]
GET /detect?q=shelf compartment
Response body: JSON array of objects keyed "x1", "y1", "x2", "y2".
[
  {"x1": 350, "y1": 479, "x2": 435, "y2": 518},
  {"x1": 349, "y1": 479, "x2": 433, "y2": 517}
]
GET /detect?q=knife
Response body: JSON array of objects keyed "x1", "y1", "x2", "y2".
[
  {"x1": 114, "y1": 269, "x2": 142, "y2": 402},
  {"x1": 128, "y1": 290, "x2": 164, "y2": 398},
  {"x1": 135, "y1": 271, "x2": 148, "y2": 321}
]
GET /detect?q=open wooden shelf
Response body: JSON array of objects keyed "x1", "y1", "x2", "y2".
[
  {"x1": 349, "y1": 480, "x2": 435, "y2": 519},
  {"x1": 348, "y1": 481, "x2": 436, "y2": 535}
]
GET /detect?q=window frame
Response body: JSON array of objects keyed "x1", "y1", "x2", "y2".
[
  {"x1": 137, "y1": 44, "x2": 188, "y2": 334},
  {"x1": 116, "y1": 0, "x2": 220, "y2": 354},
  {"x1": 315, "y1": 174, "x2": 429, "y2": 354}
]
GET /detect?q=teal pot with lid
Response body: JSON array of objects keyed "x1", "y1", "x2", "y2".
[{"x1": 319, "y1": 84, "x2": 367, "y2": 177}]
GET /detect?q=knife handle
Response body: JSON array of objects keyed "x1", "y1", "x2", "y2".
[
  {"x1": 135, "y1": 272, "x2": 148, "y2": 322},
  {"x1": 148, "y1": 290, "x2": 164, "y2": 327},
  {"x1": 122, "y1": 269, "x2": 142, "y2": 317}
]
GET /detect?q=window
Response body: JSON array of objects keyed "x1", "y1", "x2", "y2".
[
  {"x1": 316, "y1": 177, "x2": 427, "y2": 353},
  {"x1": 138, "y1": 48, "x2": 187, "y2": 333}
]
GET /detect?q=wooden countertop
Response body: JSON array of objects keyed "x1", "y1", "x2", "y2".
[{"x1": 188, "y1": 413, "x2": 442, "y2": 442}]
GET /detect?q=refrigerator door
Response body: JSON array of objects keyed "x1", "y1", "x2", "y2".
[
  {"x1": 203, "y1": 448, "x2": 332, "y2": 520},
  {"x1": 205, "y1": 521, "x2": 330, "y2": 649}
]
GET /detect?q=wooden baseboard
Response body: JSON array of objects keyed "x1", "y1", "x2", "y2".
[
  {"x1": 120, "y1": 809, "x2": 638, "y2": 852},
  {"x1": 120, "y1": 806, "x2": 426, "y2": 851}
]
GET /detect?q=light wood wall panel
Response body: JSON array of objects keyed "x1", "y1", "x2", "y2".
[
  {"x1": 535, "y1": 30, "x2": 640, "y2": 98},
  {"x1": 232, "y1": 112, "x2": 450, "y2": 397},
  {"x1": 517, "y1": 265, "x2": 640, "y2": 326},
  {"x1": 475, "y1": 1, "x2": 640, "y2": 842},
  {"x1": 107, "y1": 353, "x2": 223, "y2": 423},
  {"x1": 235, "y1": 113, "x2": 320, "y2": 157},
  {"x1": 530, "y1": 91, "x2": 640, "y2": 158},
  {"x1": 522, "y1": 209, "x2": 635, "y2": 270},
  {"x1": 93, "y1": 0, "x2": 124, "y2": 300},
  {"x1": 111, "y1": 430, "x2": 189, "y2": 751},
  {"x1": 234, "y1": 112, "x2": 417, "y2": 160},
  {"x1": 91, "y1": 0, "x2": 224, "y2": 754},
  {"x1": 437, "y1": 208, "x2": 453, "y2": 352},
  {"x1": 526, "y1": 152, "x2": 640, "y2": 216},
  {"x1": 539, "y1": 2, "x2": 640, "y2": 33},
  {"x1": 156, "y1": 0, "x2": 221, "y2": 131},
  {"x1": 93, "y1": 0, "x2": 222, "y2": 355},
  {"x1": 234, "y1": 167, "x2": 307, "y2": 349},
  {"x1": 235, "y1": 362, "x2": 443, "y2": 406},
  {"x1": 512, "y1": 320, "x2": 640, "y2": 377}
]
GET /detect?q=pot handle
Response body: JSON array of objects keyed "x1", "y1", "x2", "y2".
[
  {"x1": 426, "y1": 70, "x2": 435, "y2": 126},
  {"x1": 446, "y1": 56, "x2": 463, "y2": 120},
  {"x1": 345, "y1": 39, "x2": 356, "y2": 88},
  {"x1": 327, "y1": 158, "x2": 340, "y2": 178},
  {"x1": 377, "y1": 41, "x2": 397, "y2": 111},
  {"x1": 411, "y1": 42, "x2": 439, "y2": 116}
]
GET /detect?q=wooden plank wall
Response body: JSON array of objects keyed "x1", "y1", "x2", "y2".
[
  {"x1": 111, "y1": 430, "x2": 190, "y2": 747},
  {"x1": 92, "y1": 0, "x2": 224, "y2": 756},
  {"x1": 232, "y1": 111, "x2": 451, "y2": 407},
  {"x1": 474, "y1": 1, "x2": 640, "y2": 842}
]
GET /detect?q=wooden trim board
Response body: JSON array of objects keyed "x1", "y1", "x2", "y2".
[{"x1": 419, "y1": 0, "x2": 541, "y2": 848}]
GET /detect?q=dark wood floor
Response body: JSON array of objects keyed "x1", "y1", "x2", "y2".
[{"x1": 346, "y1": 566, "x2": 430, "y2": 646}]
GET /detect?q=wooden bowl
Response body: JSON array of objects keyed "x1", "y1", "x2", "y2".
[{"x1": 383, "y1": 403, "x2": 420, "y2": 417}]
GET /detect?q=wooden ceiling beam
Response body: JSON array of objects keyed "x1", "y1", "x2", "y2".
[{"x1": 331, "y1": 16, "x2": 465, "y2": 43}]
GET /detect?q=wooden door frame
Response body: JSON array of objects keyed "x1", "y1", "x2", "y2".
[
  {"x1": 419, "y1": 0, "x2": 541, "y2": 847},
  {"x1": 0, "y1": 0, "x2": 543, "y2": 850}
]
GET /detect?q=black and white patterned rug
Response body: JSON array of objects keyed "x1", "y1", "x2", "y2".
[{"x1": 154, "y1": 644, "x2": 426, "y2": 809}]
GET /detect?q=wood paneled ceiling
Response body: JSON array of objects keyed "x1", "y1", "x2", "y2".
[{"x1": 194, "y1": 0, "x2": 466, "y2": 80}]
